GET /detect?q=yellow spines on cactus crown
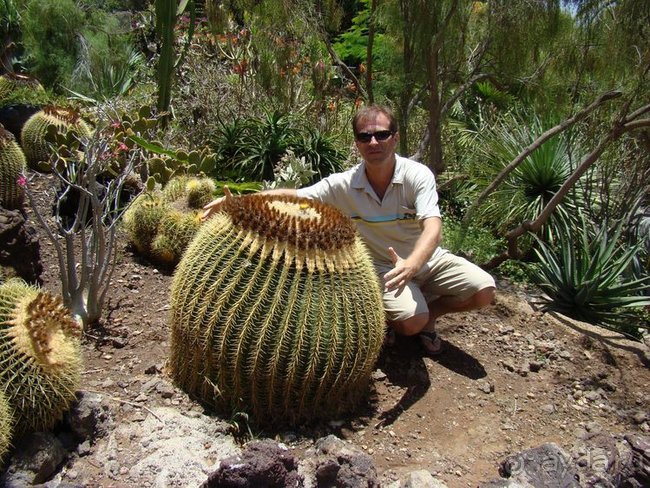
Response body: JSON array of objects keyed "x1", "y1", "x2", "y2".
[
  {"x1": 0, "y1": 389, "x2": 13, "y2": 465},
  {"x1": 0, "y1": 279, "x2": 82, "y2": 434},
  {"x1": 0, "y1": 125, "x2": 27, "y2": 209},
  {"x1": 185, "y1": 177, "x2": 216, "y2": 209},
  {"x1": 222, "y1": 194, "x2": 357, "y2": 251}
]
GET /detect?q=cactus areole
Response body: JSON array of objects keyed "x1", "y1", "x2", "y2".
[{"x1": 169, "y1": 195, "x2": 386, "y2": 426}]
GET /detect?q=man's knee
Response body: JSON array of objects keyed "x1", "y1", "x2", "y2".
[
  {"x1": 472, "y1": 286, "x2": 496, "y2": 308},
  {"x1": 390, "y1": 313, "x2": 429, "y2": 336}
]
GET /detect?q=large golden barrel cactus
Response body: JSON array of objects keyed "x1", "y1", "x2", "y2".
[
  {"x1": 0, "y1": 279, "x2": 82, "y2": 434},
  {"x1": 0, "y1": 125, "x2": 27, "y2": 209},
  {"x1": 20, "y1": 106, "x2": 92, "y2": 171},
  {"x1": 0, "y1": 389, "x2": 13, "y2": 464},
  {"x1": 169, "y1": 195, "x2": 385, "y2": 426}
]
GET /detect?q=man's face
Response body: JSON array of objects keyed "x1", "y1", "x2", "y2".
[{"x1": 354, "y1": 113, "x2": 399, "y2": 167}]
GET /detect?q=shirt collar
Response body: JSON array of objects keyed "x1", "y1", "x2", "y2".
[{"x1": 351, "y1": 155, "x2": 405, "y2": 190}]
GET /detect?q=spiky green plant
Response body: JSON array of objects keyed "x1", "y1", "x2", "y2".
[
  {"x1": 0, "y1": 125, "x2": 27, "y2": 209},
  {"x1": 185, "y1": 177, "x2": 216, "y2": 209},
  {"x1": 529, "y1": 216, "x2": 650, "y2": 336},
  {"x1": 123, "y1": 175, "x2": 211, "y2": 265},
  {"x1": 169, "y1": 194, "x2": 386, "y2": 426},
  {"x1": 20, "y1": 106, "x2": 92, "y2": 171},
  {"x1": 0, "y1": 73, "x2": 44, "y2": 102},
  {"x1": 150, "y1": 210, "x2": 202, "y2": 265},
  {"x1": 0, "y1": 279, "x2": 82, "y2": 434},
  {"x1": 467, "y1": 112, "x2": 583, "y2": 243},
  {"x1": 122, "y1": 193, "x2": 168, "y2": 255},
  {"x1": 0, "y1": 389, "x2": 13, "y2": 464}
]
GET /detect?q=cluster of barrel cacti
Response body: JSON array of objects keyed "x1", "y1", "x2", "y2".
[
  {"x1": 0, "y1": 278, "x2": 82, "y2": 464},
  {"x1": 0, "y1": 124, "x2": 27, "y2": 209},
  {"x1": 169, "y1": 194, "x2": 385, "y2": 426},
  {"x1": 21, "y1": 106, "x2": 93, "y2": 171},
  {"x1": 123, "y1": 175, "x2": 216, "y2": 266}
]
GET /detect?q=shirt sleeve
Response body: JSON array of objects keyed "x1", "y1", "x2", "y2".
[{"x1": 412, "y1": 166, "x2": 441, "y2": 220}]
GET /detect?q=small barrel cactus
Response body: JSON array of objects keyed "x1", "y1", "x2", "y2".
[
  {"x1": 169, "y1": 195, "x2": 386, "y2": 426},
  {"x1": 0, "y1": 73, "x2": 44, "y2": 102},
  {"x1": 0, "y1": 389, "x2": 13, "y2": 464},
  {"x1": 0, "y1": 124, "x2": 27, "y2": 209},
  {"x1": 0, "y1": 279, "x2": 82, "y2": 434},
  {"x1": 20, "y1": 106, "x2": 92, "y2": 171},
  {"x1": 123, "y1": 175, "x2": 213, "y2": 266}
]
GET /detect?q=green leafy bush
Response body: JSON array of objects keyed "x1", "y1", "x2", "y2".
[
  {"x1": 19, "y1": 0, "x2": 85, "y2": 88},
  {"x1": 528, "y1": 217, "x2": 650, "y2": 337},
  {"x1": 211, "y1": 111, "x2": 345, "y2": 183}
]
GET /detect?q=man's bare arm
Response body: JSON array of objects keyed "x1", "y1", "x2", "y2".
[
  {"x1": 201, "y1": 187, "x2": 298, "y2": 221},
  {"x1": 383, "y1": 216, "x2": 442, "y2": 291}
]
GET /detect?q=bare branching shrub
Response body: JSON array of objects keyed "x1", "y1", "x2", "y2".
[{"x1": 24, "y1": 126, "x2": 143, "y2": 328}]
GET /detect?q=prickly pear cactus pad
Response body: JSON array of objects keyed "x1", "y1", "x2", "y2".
[
  {"x1": 0, "y1": 279, "x2": 82, "y2": 434},
  {"x1": 169, "y1": 195, "x2": 386, "y2": 426},
  {"x1": 0, "y1": 125, "x2": 27, "y2": 209},
  {"x1": 0, "y1": 390, "x2": 12, "y2": 464}
]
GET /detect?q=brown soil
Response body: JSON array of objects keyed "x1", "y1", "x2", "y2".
[{"x1": 23, "y1": 172, "x2": 650, "y2": 487}]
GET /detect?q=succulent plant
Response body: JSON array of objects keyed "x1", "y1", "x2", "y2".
[
  {"x1": 122, "y1": 193, "x2": 168, "y2": 255},
  {"x1": 123, "y1": 175, "x2": 213, "y2": 266},
  {"x1": 20, "y1": 106, "x2": 92, "y2": 171},
  {"x1": 0, "y1": 389, "x2": 13, "y2": 464},
  {"x1": 0, "y1": 279, "x2": 82, "y2": 434},
  {"x1": 0, "y1": 124, "x2": 27, "y2": 209},
  {"x1": 0, "y1": 73, "x2": 45, "y2": 102},
  {"x1": 150, "y1": 210, "x2": 202, "y2": 264},
  {"x1": 169, "y1": 195, "x2": 386, "y2": 426}
]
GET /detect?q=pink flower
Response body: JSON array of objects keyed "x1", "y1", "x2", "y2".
[
  {"x1": 111, "y1": 121, "x2": 121, "y2": 129},
  {"x1": 117, "y1": 143, "x2": 129, "y2": 152},
  {"x1": 17, "y1": 174, "x2": 27, "y2": 187}
]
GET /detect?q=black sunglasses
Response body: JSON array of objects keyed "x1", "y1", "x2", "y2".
[{"x1": 355, "y1": 130, "x2": 394, "y2": 143}]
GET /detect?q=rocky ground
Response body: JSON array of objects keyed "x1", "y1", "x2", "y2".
[{"x1": 1, "y1": 171, "x2": 649, "y2": 487}]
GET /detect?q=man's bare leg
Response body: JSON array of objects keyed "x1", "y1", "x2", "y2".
[{"x1": 389, "y1": 286, "x2": 496, "y2": 353}]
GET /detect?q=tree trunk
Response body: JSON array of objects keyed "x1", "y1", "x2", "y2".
[
  {"x1": 428, "y1": 49, "x2": 444, "y2": 174},
  {"x1": 366, "y1": 0, "x2": 377, "y2": 104}
]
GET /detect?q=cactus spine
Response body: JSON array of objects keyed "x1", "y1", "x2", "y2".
[
  {"x1": 123, "y1": 175, "x2": 213, "y2": 265},
  {"x1": 169, "y1": 195, "x2": 385, "y2": 426},
  {"x1": 0, "y1": 279, "x2": 82, "y2": 434},
  {"x1": 20, "y1": 106, "x2": 92, "y2": 170},
  {"x1": 0, "y1": 125, "x2": 27, "y2": 209},
  {"x1": 0, "y1": 390, "x2": 12, "y2": 464}
]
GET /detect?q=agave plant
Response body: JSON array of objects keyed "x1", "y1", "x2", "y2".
[
  {"x1": 467, "y1": 112, "x2": 586, "y2": 243},
  {"x1": 529, "y1": 215, "x2": 650, "y2": 336},
  {"x1": 290, "y1": 127, "x2": 345, "y2": 183}
]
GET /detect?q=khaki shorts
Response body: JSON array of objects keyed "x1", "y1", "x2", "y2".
[{"x1": 377, "y1": 251, "x2": 496, "y2": 322}]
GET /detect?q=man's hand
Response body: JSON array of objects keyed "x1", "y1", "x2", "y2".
[
  {"x1": 383, "y1": 247, "x2": 419, "y2": 292},
  {"x1": 201, "y1": 186, "x2": 233, "y2": 221}
]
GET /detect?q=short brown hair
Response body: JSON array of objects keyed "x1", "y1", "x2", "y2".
[{"x1": 352, "y1": 105, "x2": 398, "y2": 135}]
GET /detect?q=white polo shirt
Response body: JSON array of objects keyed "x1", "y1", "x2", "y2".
[{"x1": 297, "y1": 155, "x2": 444, "y2": 271}]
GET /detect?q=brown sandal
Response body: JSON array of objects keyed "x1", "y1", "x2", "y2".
[{"x1": 419, "y1": 330, "x2": 443, "y2": 357}]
